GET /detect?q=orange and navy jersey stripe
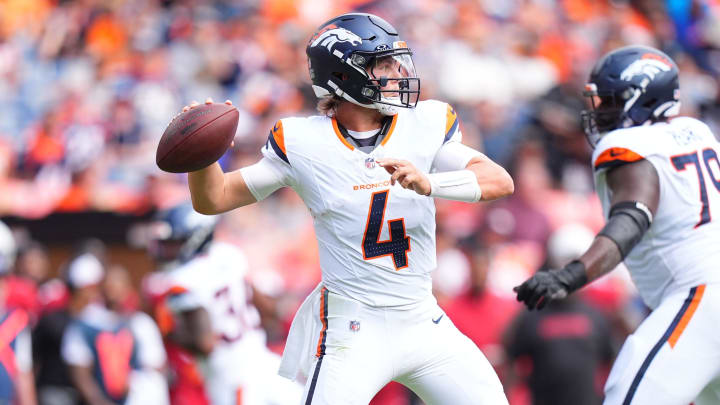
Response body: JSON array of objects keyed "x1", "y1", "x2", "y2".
[
  {"x1": 443, "y1": 104, "x2": 459, "y2": 144},
  {"x1": 331, "y1": 114, "x2": 398, "y2": 150},
  {"x1": 166, "y1": 285, "x2": 189, "y2": 297},
  {"x1": 306, "y1": 287, "x2": 329, "y2": 404},
  {"x1": 315, "y1": 287, "x2": 329, "y2": 358},
  {"x1": 667, "y1": 284, "x2": 705, "y2": 348},
  {"x1": 266, "y1": 120, "x2": 289, "y2": 165},
  {"x1": 594, "y1": 147, "x2": 644, "y2": 171},
  {"x1": 379, "y1": 114, "x2": 398, "y2": 146},
  {"x1": 623, "y1": 285, "x2": 705, "y2": 403}
]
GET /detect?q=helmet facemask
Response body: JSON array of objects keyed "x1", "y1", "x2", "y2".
[
  {"x1": 357, "y1": 51, "x2": 420, "y2": 114},
  {"x1": 581, "y1": 83, "x2": 631, "y2": 147}
]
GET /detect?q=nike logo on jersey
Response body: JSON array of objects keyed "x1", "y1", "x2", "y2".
[{"x1": 432, "y1": 314, "x2": 444, "y2": 324}]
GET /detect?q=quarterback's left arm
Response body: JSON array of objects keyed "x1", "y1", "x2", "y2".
[
  {"x1": 464, "y1": 153, "x2": 514, "y2": 201},
  {"x1": 514, "y1": 159, "x2": 660, "y2": 310},
  {"x1": 376, "y1": 146, "x2": 513, "y2": 202}
]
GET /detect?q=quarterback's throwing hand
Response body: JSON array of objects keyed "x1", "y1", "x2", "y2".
[{"x1": 377, "y1": 158, "x2": 431, "y2": 196}]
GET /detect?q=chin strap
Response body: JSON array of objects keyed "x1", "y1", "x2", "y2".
[{"x1": 374, "y1": 101, "x2": 399, "y2": 116}]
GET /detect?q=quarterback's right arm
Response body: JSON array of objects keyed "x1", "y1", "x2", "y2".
[
  {"x1": 189, "y1": 163, "x2": 256, "y2": 215},
  {"x1": 187, "y1": 101, "x2": 292, "y2": 215}
]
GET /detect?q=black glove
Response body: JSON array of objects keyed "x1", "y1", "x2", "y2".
[{"x1": 513, "y1": 261, "x2": 588, "y2": 310}]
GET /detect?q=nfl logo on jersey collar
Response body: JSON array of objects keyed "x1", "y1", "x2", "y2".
[{"x1": 358, "y1": 149, "x2": 385, "y2": 179}]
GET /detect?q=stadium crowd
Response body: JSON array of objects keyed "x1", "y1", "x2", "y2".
[{"x1": 0, "y1": 0, "x2": 719, "y2": 404}]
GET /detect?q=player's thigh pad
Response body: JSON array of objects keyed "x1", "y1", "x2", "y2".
[
  {"x1": 604, "y1": 284, "x2": 720, "y2": 405},
  {"x1": 300, "y1": 290, "x2": 392, "y2": 405},
  {"x1": 397, "y1": 307, "x2": 508, "y2": 405}
]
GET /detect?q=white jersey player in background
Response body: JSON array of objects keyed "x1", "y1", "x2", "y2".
[
  {"x1": 182, "y1": 12, "x2": 513, "y2": 405},
  {"x1": 148, "y1": 202, "x2": 302, "y2": 405},
  {"x1": 514, "y1": 45, "x2": 720, "y2": 405}
]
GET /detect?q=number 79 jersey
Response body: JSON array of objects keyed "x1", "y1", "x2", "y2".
[
  {"x1": 254, "y1": 100, "x2": 462, "y2": 307},
  {"x1": 592, "y1": 117, "x2": 720, "y2": 309}
]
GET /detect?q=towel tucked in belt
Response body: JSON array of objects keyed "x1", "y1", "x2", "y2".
[{"x1": 278, "y1": 283, "x2": 323, "y2": 382}]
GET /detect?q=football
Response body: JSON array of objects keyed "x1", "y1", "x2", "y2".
[{"x1": 156, "y1": 103, "x2": 239, "y2": 173}]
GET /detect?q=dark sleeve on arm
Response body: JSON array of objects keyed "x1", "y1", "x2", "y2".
[{"x1": 599, "y1": 159, "x2": 660, "y2": 258}]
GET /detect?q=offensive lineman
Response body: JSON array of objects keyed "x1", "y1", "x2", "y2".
[
  {"x1": 514, "y1": 45, "x2": 720, "y2": 404},
  {"x1": 183, "y1": 13, "x2": 513, "y2": 405}
]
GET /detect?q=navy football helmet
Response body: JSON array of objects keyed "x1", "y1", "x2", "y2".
[
  {"x1": 148, "y1": 202, "x2": 218, "y2": 265},
  {"x1": 581, "y1": 45, "x2": 680, "y2": 146},
  {"x1": 306, "y1": 13, "x2": 420, "y2": 115}
]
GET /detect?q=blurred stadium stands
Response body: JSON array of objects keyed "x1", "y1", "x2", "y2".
[{"x1": 0, "y1": 0, "x2": 718, "y2": 404}]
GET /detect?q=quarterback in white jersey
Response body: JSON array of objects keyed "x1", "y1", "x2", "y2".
[
  {"x1": 184, "y1": 13, "x2": 513, "y2": 405},
  {"x1": 515, "y1": 45, "x2": 720, "y2": 405},
  {"x1": 150, "y1": 203, "x2": 302, "y2": 405}
]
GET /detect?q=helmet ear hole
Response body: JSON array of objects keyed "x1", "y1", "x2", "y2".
[
  {"x1": 642, "y1": 98, "x2": 658, "y2": 108},
  {"x1": 332, "y1": 72, "x2": 348, "y2": 81},
  {"x1": 598, "y1": 96, "x2": 615, "y2": 109}
]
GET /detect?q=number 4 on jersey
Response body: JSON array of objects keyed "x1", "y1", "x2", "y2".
[{"x1": 362, "y1": 190, "x2": 411, "y2": 270}]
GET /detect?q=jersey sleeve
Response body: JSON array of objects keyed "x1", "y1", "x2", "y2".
[
  {"x1": 431, "y1": 141, "x2": 482, "y2": 172},
  {"x1": 431, "y1": 103, "x2": 481, "y2": 172},
  {"x1": 591, "y1": 128, "x2": 655, "y2": 173},
  {"x1": 262, "y1": 120, "x2": 292, "y2": 167},
  {"x1": 240, "y1": 120, "x2": 294, "y2": 201},
  {"x1": 164, "y1": 285, "x2": 203, "y2": 313},
  {"x1": 442, "y1": 103, "x2": 462, "y2": 144}
]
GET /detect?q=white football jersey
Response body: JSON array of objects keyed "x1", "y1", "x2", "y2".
[
  {"x1": 163, "y1": 242, "x2": 265, "y2": 381},
  {"x1": 254, "y1": 100, "x2": 465, "y2": 307},
  {"x1": 592, "y1": 117, "x2": 720, "y2": 309}
]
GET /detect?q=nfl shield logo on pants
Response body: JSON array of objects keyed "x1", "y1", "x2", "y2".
[
  {"x1": 365, "y1": 158, "x2": 375, "y2": 170},
  {"x1": 349, "y1": 320, "x2": 361, "y2": 332}
]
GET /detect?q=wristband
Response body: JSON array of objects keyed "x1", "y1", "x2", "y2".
[
  {"x1": 427, "y1": 170, "x2": 482, "y2": 202},
  {"x1": 560, "y1": 260, "x2": 589, "y2": 293}
]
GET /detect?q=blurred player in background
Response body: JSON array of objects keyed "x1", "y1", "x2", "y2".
[
  {"x1": 0, "y1": 221, "x2": 36, "y2": 405},
  {"x1": 103, "y1": 265, "x2": 170, "y2": 405},
  {"x1": 184, "y1": 12, "x2": 513, "y2": 404},
  {"x1": 146, "y1": 202, "x2": 302, "y2": 405},
  {"x1": 514, "y1": 45, "x2": 720, "y2": 404},
  {"x1": 62, "y1": 251, "x2": 169, "y2": 405},
  {"x1": 144, "y1": 211, "x2": 210, "y2": 405},
  {"x1": 505, "y1": 224, "x2": 614, "y2": 405},
  {"x1": 60, "y1": 253, "x2": 143, "y2": 405}
]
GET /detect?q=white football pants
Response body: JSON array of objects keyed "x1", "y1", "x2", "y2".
[
  {"x1": 604, "y1": 284, "x2": 720, "y2": 405},
  {"x1": 300, "y1": 287, "x2": 508, "y2": 405}
]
